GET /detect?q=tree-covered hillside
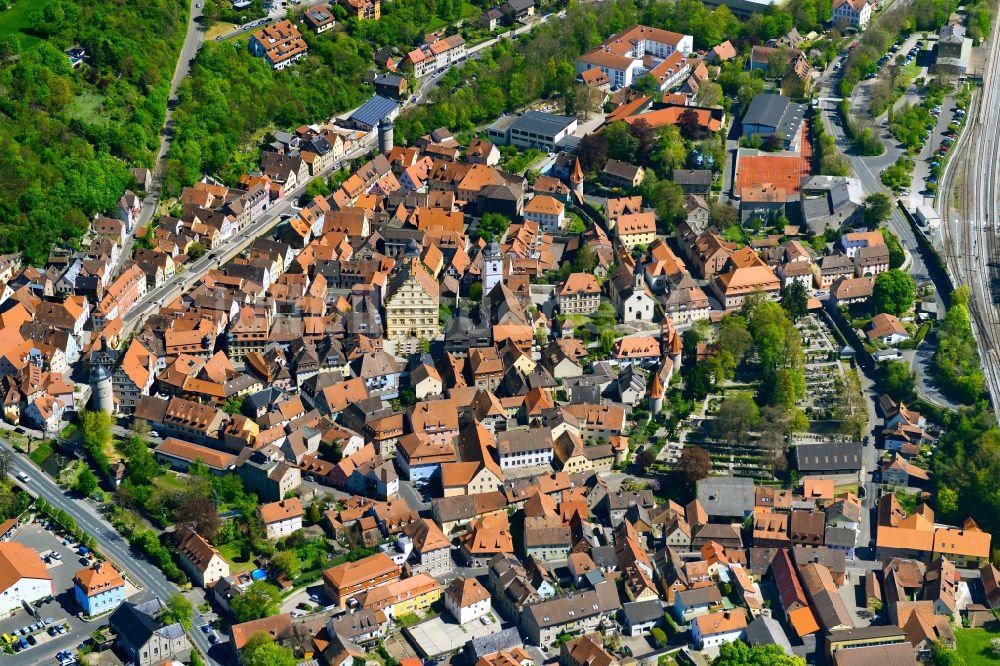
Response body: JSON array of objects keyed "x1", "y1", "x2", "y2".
[{"x1": 0, "y1": 0, "x2": 187, "y2": 264}]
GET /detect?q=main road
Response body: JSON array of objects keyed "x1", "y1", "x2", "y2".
[
  {"x1": 115, "y1": 0, "x2": 206, "y2": 279},
  {"x1": 120, "y1": 132, "x2": 376, "y2": 335},
  {"x1": 0, "y1": 442, "x2": 224, "y2": 664}
]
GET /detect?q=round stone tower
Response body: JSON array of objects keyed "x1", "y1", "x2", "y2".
[
  {"x1": 378, "y1": 116, "x2": 394, "y2": 154},
  {"x1": 90, "y1": 364, "x2": 113, "y2": 415}
]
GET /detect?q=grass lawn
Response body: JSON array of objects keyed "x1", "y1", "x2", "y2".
[
  {"x1": 66, "y1": 92, "x2": 109, "y2": 126},
  {"x1": 834, "y1": 483, "x2": 859, "y2": 496},
  {"x1": 0, "y1": 0, "x2": 49, "y2": 50},
  {"x1": 722, "y1": 224, "x2": 747, "y2": 244},
  {"x1": 955, "y1": 627, "x2": 1000, "y2": 663},
  {"x1": 217, "y1": 541, "x2": 256, "y2": 574},
  {"x1": 28, "y1": 442, "x2": 52, "y2": 466},
  {"x1": 152, "y1": 472, "x2": 188, "y2": 494},
  {"x1": 900, "y1": 62, "x2": 921, "y2": 80},
  {"x1": 565, "y1": 212, "x2": 587, "y2": 233},
  {"x1": 205, "y1": 21, "x2": 236, "y2": 40}
]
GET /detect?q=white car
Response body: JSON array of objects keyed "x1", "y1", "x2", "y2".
[{"x1": 16, "y1": 472, "x2": 30, "y2": 483}]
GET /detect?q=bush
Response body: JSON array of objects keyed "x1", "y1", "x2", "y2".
[{"x1": 650, "y1": 627, "x2": 667, "y2": 646}]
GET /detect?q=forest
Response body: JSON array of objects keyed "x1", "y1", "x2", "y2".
[
  {"x1": 169, "y1": 0, "x2": 821, "y2": 190},
  {"x1": 0, "y1": 0, "x2": 188, "y2": 264}
]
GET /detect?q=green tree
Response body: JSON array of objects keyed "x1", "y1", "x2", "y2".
[
  {"x1": 478, "y1": 213, "x2": 510, "y2": 243},
  {"x1": 877, "y1": 360, "x2": 916, "y2": 401},
  {"x1": 80, "y1": 409, "x2": 112, "y2": 474},
  {"x1": 273, "y1": 551, "x2": 301, "y2": 580},
  {"x1": 232, "y1": 581, "x2": 282, "y2": 623},
  {"x1": 305, "y1": 177, "x2": 331, "y2": 198},
  {"x1": 932, "y1": 286, "x2": 984, "y2": 403},
  {"x1": 598, "y1": 329, "x2": 616, "y2": 355},
  {"x1": 222, "y1": 396, "x2": 244, "y2": 416},
  {"x1": 864, "y1": 192, "x2": 893, "y2": 228},
  {"x1": 712, "y1": 640, "x2": 805, "y2": 665},
  {"x1": 572, "y1": 244, "x2": 596, "y2": 273},
  {"x1": 160, "y1": 593, "x2": 194, "y2": 630},
  {"x1": 603, "y1": 121, "x2": 639, "y2": 163},
  {"x1": 717, "y1": 315, "x2": 753, "y2": 365},
  {"x1": 187, "y1": 242, "x2": 207, "y2": 260},
  {"x1": 711, "y1": 394, "x2": 760, "y2": 445},
  {"x1": 123, "y1": 435, "x2": 164, "y2": 486},
  {"x1": 241, "y1": 632, "x2": 296, "y2": 666},
  {"x1": 880, "y1": 228, "x2": 906, "y2": 269},
  {"x1": 649, "y1": 627, "x2": 667, "y2": 647},
  {"x1": 872, "y1": 270, "x2": 915, "y2": 316},
  {"x1": 929, "y1": 640, "x2": 965, "y2": 666},
  {"x1": 685, "y1": 362, "x2": 714, "y2": 400},
  {"x1": 190, "y1": 651, "x2": 206, "y2": 666},
  {"x1": 779, "y1": 281, "x2": 809, "y2": 322},
  {"x1": 74, "y1": 468, "x2": 99, "y2": 496},
  {"x1": 0, "y1": 34, "x2": 20, "y2": 60},
  {"x1": 936, "y1": 485, "x2": 958, "y2": 519},
  {"x1": 306, "y1": 503, "x2": 322, "y2": 524}
]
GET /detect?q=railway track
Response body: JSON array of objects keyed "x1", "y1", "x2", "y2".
[{"x1": 939, "y1": 9, "x2": 1000, "y2": 417}]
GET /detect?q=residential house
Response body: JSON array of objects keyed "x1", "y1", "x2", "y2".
[
  {"x1": 74, "y1": 562, "x2": 126, "y2": 617},
  {"x1": 866, "y1": 312, "x2": 910, "y2": 345},
  {"x1": 359, "y1": 573, "x2": 441, "y2": 619},
  {"x1": 108, "y1": 598, "x2": 191, "y2": 666},
  {"x1": 178, "y1": 530, "x2": 230, "y2": 588},
  {"x1": 323, "y1": 553, "x2": 400, "y2": 607},
  {"x1": 603, "y1": 160, "x2": 645, "y2": 189},
  {"x1": 403, "y1": 518, "x2": 452, "y2": 577},
  {"x1": 691, "y1": 611, "x2": 747, "y2": 649},
  {"x1": 673, "y1": 586, "x2": 724, "y2": 622},
  {"x1": 445, "y1": 576, "x2": 492, "y2": 625},
  {"x1": 557, "y1": 273, "x2": 601, "y2": 315},
  {"x1": 0, "y1": 541, "x2": 55, "y2": 616},
  {"x1": 260, "y1": 498, "x2": 304, "y2": 540},
  {"x1": 519, "y1": 580, "x2": 620, "y2": 645},
  {"x1": 248, "y1": 20, "x2": 308, "y2": 70},
  {"x1": 833, "y1": 0, "x2": 871, "y2": 29},
  {"x1": 615, "y1": 213, "x2": 657, "y2": 249}
]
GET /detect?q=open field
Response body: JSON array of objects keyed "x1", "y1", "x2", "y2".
[{"x1": 0, "y1": 0, "x2": 50, "y2": 50}]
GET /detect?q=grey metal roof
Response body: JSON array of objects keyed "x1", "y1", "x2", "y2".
[
  {"x1": 672, "y1": 169, "x2": 713, "y2": 185},
  {"x1": 743, "y1": 93, "x2": 806, "y2": 138},
  {"x1": 465, "y1": 627, "x2": 523, "y2": 659},
  {"x1": 697, "y1": 476, "x2": 755, "y2": 518},
  {"x1": 621, "y1": 599, "x2": 663, "y2": 625},
  {"x1": 676, "y1": 586, "x2": 723, "y2": 608},
  {"x1": 795, "y1": 442, "x2": 863, "y2": 472},
  {"x1": 940, "y1": 23, "x2": 965, "y2": 44},
  {"x1": 349, "y1": 95, "x2": 399, "y2": 129},
  {"x1": 745, "y1": 615, "x2": 794, "y2": 655},
  {"x1": 825, "y1": 526, "x2": 858, "y2": 548},
  {"x1": 510, "y1": 110, "x2": 577, "y2": 139},
  {"x1": 503, "y1": 0, "x2": 535, "y2": 12},
  {"x1": 374, "y1": 72, "x2": 405, "y2": 87}
]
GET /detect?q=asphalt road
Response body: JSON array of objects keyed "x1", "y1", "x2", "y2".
[
  {"x1": 0, "y1": 441, "x2": 224, "y2": 665},
  {"x1": 114, "y1": 0, "x2": 206, "y2": 280}
]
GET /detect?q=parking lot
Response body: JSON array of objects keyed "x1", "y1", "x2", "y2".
[
  {"x1": 403, "y1": 613, "x2": 503, "y2": 658},
  {"x1": 0, "y1": 521, "x2": 138, "y2": 664}
]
